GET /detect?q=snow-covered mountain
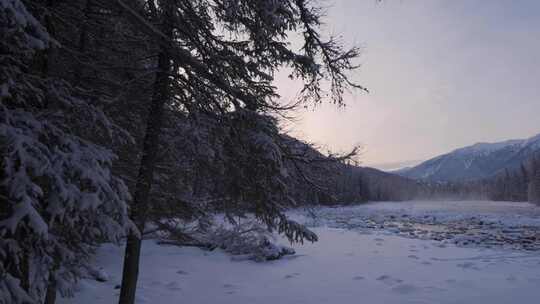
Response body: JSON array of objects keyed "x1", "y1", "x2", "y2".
[{"x1": 397, "y1": 133, "x2": 540, "y2": 182}]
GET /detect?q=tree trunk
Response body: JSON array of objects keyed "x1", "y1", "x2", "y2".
[
  {"x1": 118, "y1": 233, "x2": 143, "y2": 304},
  {"x1": 20, "y1": 248, "x2": 30, "y2": 294},
  {"x1": 118, "y1": 22, "x2": 171, "y2": 304},
  {"x1": 528, "y1": 169, "x2": 540, "y2": 206},
  {"x1": 43, "y1": 276, "x2": 57, "y2": 304},
  {"x1": 73, "y1": 0, "x2": 93, "y2": 86}
]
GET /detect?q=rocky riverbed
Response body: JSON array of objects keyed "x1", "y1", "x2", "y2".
[{"x1": 300, "y1": 200, "x2": 540, "y2": 252}]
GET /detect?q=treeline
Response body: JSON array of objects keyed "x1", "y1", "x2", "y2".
[
  {"x1": 386, "y1": 152, "x2": 540, "y2": 203},
  {"x1": 483, "y1": 152, "x2": 540, "y2": 204},
  {"x1": 1, "y1": 1, "x2": 364, "y2": 303},
  {"x1": 291, "y1": 159, "x2": 422, "y2": 204},
  {"x1": 310, "y1": 149, "x2": 540, "y2": 204}
]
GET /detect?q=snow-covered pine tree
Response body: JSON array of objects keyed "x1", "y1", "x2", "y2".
[
  {"x1": 0, "y1": 1, "x2": 133, "y2": 302},
  {"x1": 113, "y1": 1, "x2": 365, "y2": 303}
]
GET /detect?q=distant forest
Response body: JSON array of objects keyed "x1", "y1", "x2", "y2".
[{"x1": 289, "y1": 145, "x2": 540, "y2": 205}]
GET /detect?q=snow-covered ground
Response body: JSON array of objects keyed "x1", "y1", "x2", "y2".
[{"x1": 60, "y1": 201, "x2": 540, "y2": 304}]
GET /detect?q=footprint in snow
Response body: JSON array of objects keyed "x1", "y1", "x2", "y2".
[
  {"x1": 456, "y1": 262, "x2": 479, "y2": 270},
  {"x1": 374, "y1": 238, "x2": 385, "y2": 242},
  {"x1": 445, "y1": 279, "x2": 476, "y2": 288},
  {"x1": 284, "y1": 273, "x2": 301, "y2": 279},
  {"x1": 352, "y1": 276, "x2": 365, "y2": 281},
  {"x1": 176, "y1": 270, "x2": 189, "y2": 275},
  {"x1": 424, "y1": 286, "x2": 447, "y2": 292},
  {"x1": 506, "y1": 275, "x2": 518, "y2": 282},
  {"x1": 165, "y1": 281, "x2": 181, "y2": 291},
  {"x1": 376, "y1": 275, "x2": 403, "y2": 286},
  {"x1": 391, "y1": 284, "x2": 419, "y2": 295},
  {"x1": 420, "y1": 261, "x2": 432, "y2": 265},
  {"x1": 223, "y1": 283, "x2": 236, "y2": 288},
  {"x1": 407, "y1": 255, "x2": 419, "y2": 260}
]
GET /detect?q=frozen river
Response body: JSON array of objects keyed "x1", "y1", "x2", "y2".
[{"x1": 298, "y1": 200, "x2": 540, "y2": 251}]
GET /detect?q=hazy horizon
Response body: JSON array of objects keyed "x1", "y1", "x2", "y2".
[{"x1": 276, "y1": 0, "x2": 540, "y2": 168}]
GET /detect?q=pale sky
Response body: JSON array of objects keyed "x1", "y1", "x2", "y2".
[{"x1": 276, "y1": 0, "x2": 540, "y2": 168}]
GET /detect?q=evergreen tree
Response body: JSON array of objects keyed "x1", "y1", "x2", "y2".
[
  {"x1": 1, "y1": 1, "x2": 133, "y2": 302},
  {"x1": 112, "y1": 1, "x2": 364, "y2": 303}
]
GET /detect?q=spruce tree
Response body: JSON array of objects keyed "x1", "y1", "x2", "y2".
[{"x1": 1, "y1": 1, "x2": 133, "y2": 302}]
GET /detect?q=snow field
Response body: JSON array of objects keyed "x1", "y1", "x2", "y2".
[{"x1": 61, "y1": 225, "x2": 540, "y2": 303}]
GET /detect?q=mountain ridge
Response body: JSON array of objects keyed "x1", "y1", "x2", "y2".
[{"x1": 397, "y1": 133, "x2": 540, "y2": 182}]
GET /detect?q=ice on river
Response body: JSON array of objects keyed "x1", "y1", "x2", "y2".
[
  {"x1": 296, "y1": 200, "x2": 540, "y2": 251},
  {"x1": 60, "y1": 201, "x2": 540, "y2": 304}
]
